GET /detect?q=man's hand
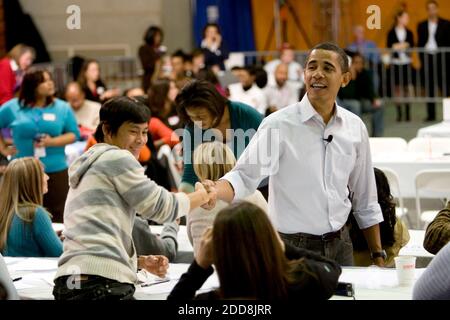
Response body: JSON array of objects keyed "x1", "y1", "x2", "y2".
[
  {"x1": 195, "y1": 228, "x2": 213, "y2": 269},
  {"x1": 139, "y1": 255, "x2": 169, "y2": 278},
  {"x1": 372, "y1": 257, "x2": 385, "y2": 267},
  {"x1": 201, "y1": 180, "x2": 217, "y2": 210}
]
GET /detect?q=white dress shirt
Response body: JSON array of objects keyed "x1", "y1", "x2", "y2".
[
  {"x1": 264, "y1": 59, "x2": 303, "y2": 86},
  {"x1": 222, "y1": 94, "x2": 383, "y2": 235},
  {"x1": 228, "y1": 83, "x2": 268, "y2": 115},
  {"x1": 264, "y1": 82, "x2": 299, "y2": 110},
  {"x1": 425, "y1": 21, "x2": 438, "y2": 53},
  {"x1": 73, "y1": 99, "x2": 101, "y2": 131}
]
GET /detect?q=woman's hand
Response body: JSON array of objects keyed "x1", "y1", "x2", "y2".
[
  {"x1": 138, "y1": 255, "x2": 169, "y2": 278},
  {"x1": 200, "y1": 180, "x2": 217, "y2": 210},
  {"x1": 195, "y1": 228, "x2": 213, "y2": 269}
]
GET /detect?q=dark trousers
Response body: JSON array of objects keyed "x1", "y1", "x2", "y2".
[
  {"x1": 53, "y1": 275, "x2": 135, "y2": 300},
  {"x1": 422, "y1": 53, "x2": 447, "y2": 121},
  {"x1": 279, "y1": 226, "x2": 354, "y2": 266},
  {"x1": 43, "y1": 168, "x2": 69, "y2": 223}
]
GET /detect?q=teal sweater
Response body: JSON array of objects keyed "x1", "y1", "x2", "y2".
[
  {"x1": 2, "y1": 206, "x2": 63, "y2": 257},
  {"x1": 181, "y1": 101, "x2": 263, "y2": 187}
]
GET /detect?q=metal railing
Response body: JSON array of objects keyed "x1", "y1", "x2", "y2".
[{"x1": 35, "y1": 47, "x2": 449, "y2": 103}]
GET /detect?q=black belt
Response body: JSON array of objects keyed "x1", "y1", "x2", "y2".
[{"x1": 296, "y1": 228, "x2": 343, "y2": 241}]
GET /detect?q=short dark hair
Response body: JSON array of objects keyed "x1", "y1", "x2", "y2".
[
  {"x1": 19, "y1": 69, "x2": 54, "y2": 107},
  {"x1": 171, "y1": 49, "x2": 187, "y2": 62},
  {"x1": 143, "y1": 25, "x2": 163, "y2": 46},
  {"x1": 202, "y1": 23, "x2": 221, "y2": 38},
  {"x1": 305, "y1": 42, "x2": 349, "y2": 73},
  {"x1": 175, "y1": 80, "x2": 228, "y2": 127},
  {"x1": 94, "y1": 96, "x2": 151, "y2": 142},
  {"x1": 427, "y1": 0, "x2": 438, "y2": 7}
]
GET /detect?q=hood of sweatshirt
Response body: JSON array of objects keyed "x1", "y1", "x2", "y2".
[{"x1": 68, "y1": 143, "x2": 118, "y2": 188}]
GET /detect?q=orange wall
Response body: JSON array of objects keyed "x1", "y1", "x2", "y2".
[{"x1": 251, "y1": 0, "x2": 450, "y2": 51}]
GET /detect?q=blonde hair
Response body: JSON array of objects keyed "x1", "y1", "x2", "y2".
[
  {"x1": 0, "y1": 157, "x2": 45, "y2": 251},
  {"x1": 7, "y1": 44, "x2": 36, "y2": 64},
  {"x1": 193, "y1": 142, "x2": 236, "y2": 181}
]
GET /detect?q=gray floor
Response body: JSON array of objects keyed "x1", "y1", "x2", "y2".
[{"x1": 362, "y1": 101, "x2": 446, "y2": 230}]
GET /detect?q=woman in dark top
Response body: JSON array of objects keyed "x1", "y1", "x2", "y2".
[
  {"x1": 387, "y1": 10, "x2": 415, "y2": 122},
  {"x1": 77, "y1": 59, "x2": 119, "y2": 103},
  {"x1": 167, "y1": 201, "x2": 341, "y2": 300},
  {"x1": 139, "y1": 25, "x2": 166, "y2": 92},
  {"x1": 175, "y1": 80, "x2": 263, "y2": 193},
  {"x1": 200, "y1": 23, "x2": 229, "y2": 72},
  {"x1": 147, "y1": 79, "x2": 181, "y2": 130}
]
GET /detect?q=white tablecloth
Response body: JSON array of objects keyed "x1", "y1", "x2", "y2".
[
  {"x1": 4, "y1": 257, "x2": 425, "y2": 300},
  {"x1": 372, "y1": 152, "x2": 450, "y2": 198},
  {"x1": 417, "y1": 121, "x2": 450, "y2": 138}
]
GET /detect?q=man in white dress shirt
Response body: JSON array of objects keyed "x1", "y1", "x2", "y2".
[
  {"x1": 228, "y1": 66, "x2": 268, "y2": 115},
  {"x1": 264, "y1": 63, "x2": 300, "y2": 114},
  {"x1": 204, "y1": 42, "x2": 385, "y2": 266}
]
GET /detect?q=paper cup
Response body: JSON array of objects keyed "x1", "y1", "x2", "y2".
[{"x1": 394, "y1": 256, "x2": 416, "y2": 286}]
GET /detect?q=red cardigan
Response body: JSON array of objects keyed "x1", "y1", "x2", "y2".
[{"x1": 0, "y1": 58, "x2": 16, "y2": 105}]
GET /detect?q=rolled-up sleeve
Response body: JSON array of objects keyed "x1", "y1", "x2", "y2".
[{"x1": 349, "y1": 122, "x2": 383, "y2": 229}]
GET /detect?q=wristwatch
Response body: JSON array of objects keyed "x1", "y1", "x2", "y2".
[{"x1": 370, "y1": 250, "x2": 387, "y2": 260}]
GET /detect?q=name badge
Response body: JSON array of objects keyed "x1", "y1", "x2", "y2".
[
  {"x1": 43, "y1": 113, "x2": 56, "y2": 121},
  {"x1": 34, "y1": 146, "x2": 46, "y2": 158}
]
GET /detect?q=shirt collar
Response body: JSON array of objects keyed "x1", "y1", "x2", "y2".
[
  {"x1": 298, "y1": 94, "x2": 343, "y2": 124},
  {"x1": 10, "y1": 59, "x2": 19, "y2": 72}
]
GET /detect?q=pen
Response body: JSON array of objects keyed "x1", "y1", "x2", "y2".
[
  {"x1": 12, "y1": 277, "x2": 22, "y2": 282},
  {"x1": 140, "y1": 279, "x2": 170, "y2": 287}
]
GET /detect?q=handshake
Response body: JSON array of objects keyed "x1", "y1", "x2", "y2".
[{"x1": 194, "y1": 180, "x2": 218, "y2": 210}]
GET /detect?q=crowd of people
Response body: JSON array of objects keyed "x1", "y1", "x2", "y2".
[{"x1": 0, "y1": 0, "x2": 450, "y2": 301}]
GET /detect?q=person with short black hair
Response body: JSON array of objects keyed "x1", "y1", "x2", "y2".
[
  {"x1": 53, "y1": 96, "x2": 212, "y2": 300},
  {"x1": 204, "y1": 42, "x2": 385, "y2": 266}
]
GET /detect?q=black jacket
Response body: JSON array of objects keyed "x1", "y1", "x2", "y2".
[
  {"x1": 417, "y1": 17, "x2": 450, "y2": 49},
  {"x1": 167, "y1": 243, "x2": 341, "y2": 300},
  {"x1": 387, "y1": 27, "x2": 415, "y2": 60}
]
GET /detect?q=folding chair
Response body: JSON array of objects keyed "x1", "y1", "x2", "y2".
[{"x1": 415, "y1": 169, "x2": 450, "y2": 229}]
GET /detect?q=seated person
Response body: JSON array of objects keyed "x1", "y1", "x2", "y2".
[
  {"x1": 187, "y1": 141, "x2": 267, "y2": 254},
  {"x1": 264, "y1": 63, "x2": 299, "y2": 115},
  {"x1": 413, "y1": 242, "x2": 450, "y2": 300},
  {"x1": 337, "y1": 52, "x2": 384, "y2": 137},
  {"x1": 132, "y1": 215, "x2": 179, "y2": 262},
  {"x1": 168, "y1": 201, "x2": 341, "y2": 300},
  {"x1": 348, "y1": 168, "x2": 410, "y2": 267},
  {"x1": 52, "y1": 97, "x2": 212, "y2": 300},
  {"x1": 64, "y1": 82, "x2": 101, "y2": 139},
  {"x1": 423, "y1": 201, "x2": 450, "y2": 254},
  {"x1": 228, "y1": 65, "x2": 268, "y2": 115},
  {"x1": 77, "y1": 59, "x2": 120, "y2": 103},
  {"x1": 0, "y1": 157, "x2": 62, "y2": 257},
  {"x1": 0, "y1": 253, "x2": 19, "y2": 300}
]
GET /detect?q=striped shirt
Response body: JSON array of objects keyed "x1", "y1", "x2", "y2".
[{"x1": 55, "y1": 143, "x2": 189, "y2": 284}]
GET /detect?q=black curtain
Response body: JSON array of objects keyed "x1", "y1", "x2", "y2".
[{"x1": 4, "y1": 0, "x2": 51, "y2": 62}]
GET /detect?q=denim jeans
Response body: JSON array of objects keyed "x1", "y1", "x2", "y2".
[
  {"x1": 53, "y1": 275, "x2": 135, "y2": 300},
  {"x1": 279, "y1": 227, "x2": 354, "y2": 266}
]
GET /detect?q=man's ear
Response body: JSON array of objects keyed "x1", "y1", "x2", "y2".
[
  {"x1": 341, "y1": 71, "x2": 351, "y2": 88},
  {"x1": 102, "y1": 123, "x2": 111, "y2": 141}
]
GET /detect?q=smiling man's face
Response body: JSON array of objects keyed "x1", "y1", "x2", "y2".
[{"x1": 304, "y1": 49, "x2": 350, "y2": 107}]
